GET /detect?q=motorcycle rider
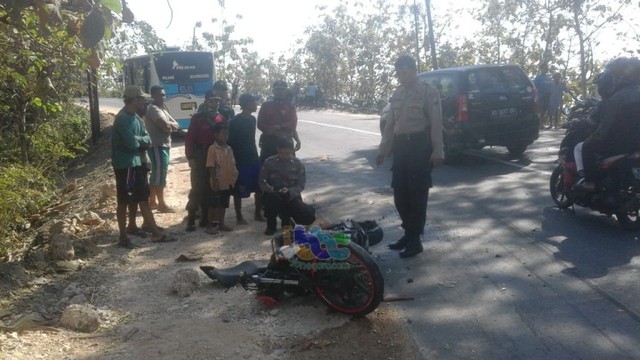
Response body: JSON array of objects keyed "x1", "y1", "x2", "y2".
[{"x1": 575, "y1": 57, "x2": 640, "y2": 191}]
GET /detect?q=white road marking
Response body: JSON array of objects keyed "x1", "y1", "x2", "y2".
[
  {"x1": 299, "y1": 119, "x2": 381, "y2": 136},
  {"x1": 299, "y1": 118, "x2": 555, "y2": 176}
]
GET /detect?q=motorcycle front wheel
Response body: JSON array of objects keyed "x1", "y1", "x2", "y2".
[
  {"x1": 550, "y1": 165, "x2": 575, "y2": 209},
  {"x1": 311, "y1": 243, "x2": 384, "y2": 317}
]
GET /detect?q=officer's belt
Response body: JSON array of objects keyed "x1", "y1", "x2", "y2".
[{"x1": 394, "y1": 129, "x2": 429, "y2": 141}]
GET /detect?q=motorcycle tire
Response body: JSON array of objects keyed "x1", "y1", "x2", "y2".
[
  {"x1": 550, "y1": 165, "x2": 575, "y2": 209},
  {"x1": 311, "y1": 242, "x2": 384, "y2": 317}
]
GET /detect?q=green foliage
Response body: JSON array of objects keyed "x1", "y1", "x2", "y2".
[
  {"x1": 29, "y1": 104, "x2": 90, "y2": 171},
  {"x1": 0, "y1": 164, "x2": 56, "y2": 258}
]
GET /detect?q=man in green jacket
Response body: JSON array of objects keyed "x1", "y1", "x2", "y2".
[{"x1": 112, "y1": 86, "x2": 174, "y2": 248}]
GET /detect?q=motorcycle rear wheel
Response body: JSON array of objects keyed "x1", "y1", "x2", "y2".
[
  {"x1": 550, "y1": 165, "x2": 575, "y2": 209},
  {"x1": 311, "y1": 243, "x2": 384, "y2": 317}
]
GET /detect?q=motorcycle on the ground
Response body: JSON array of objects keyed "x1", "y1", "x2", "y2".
[
  {"x1": 200, "y1": 222, "x2": 384, "y2": 317},
  {"x1": 549, "y1": 97, "x2": 640, "y2": 229}
]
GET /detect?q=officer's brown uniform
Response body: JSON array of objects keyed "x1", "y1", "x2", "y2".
[
  {"x1": 378, "y1": 77, "x2": 443, "y2": 247},
  {"x1": 258, "y1": 154, "x2": 315, "y2": 231}
]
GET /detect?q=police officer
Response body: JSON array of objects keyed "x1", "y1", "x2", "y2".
[
  {"x1": 259, "y1": 138, "x2": 315, "y2": 236},
  {"x1": 375, "y1": 55, "x2": 444, "y2": 258}
]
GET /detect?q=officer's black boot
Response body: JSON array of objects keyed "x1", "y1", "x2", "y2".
[
  {"x1": 399, "y1": 236, "x2": 423, "y2": 258},
  {"x1": 186, "y1": 210, "x2": 196, "y2": 232},
  {"x1": 264, "y1": 218, "x2": 277, "y2": 236},
  {"x1": 388, "y1": 236, "x2": 408, "y2": 250}
]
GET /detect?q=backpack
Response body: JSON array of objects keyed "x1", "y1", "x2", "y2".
[{"x1": 326, "y1": 219, "x2": 383, "y2": 252}]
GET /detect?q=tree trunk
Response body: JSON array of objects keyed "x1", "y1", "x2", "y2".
[
  {"x1": 18, "y1": 101, "x2": 29, "y2": 165},
  {"x1": 572, "y1": 0, "x2": 588, "y2": 97},
  {"x1": 88, "y1": 68, "x2": 101, "y2": 144},
  {"x1": 425, "y1": 0, "x2": 438, "y2": 70}
]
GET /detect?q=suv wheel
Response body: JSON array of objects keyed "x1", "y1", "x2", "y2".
[{"x1": 506, "y1": 143, "x2": 528, "y2": 157}]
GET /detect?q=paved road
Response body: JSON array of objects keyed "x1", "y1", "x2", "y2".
[
  {"x1": 99, "y1": 99, "x2": 640, "y2": 359},
  {"x1": 293, "y1": 110, "x2": 640, "y2": 360}
]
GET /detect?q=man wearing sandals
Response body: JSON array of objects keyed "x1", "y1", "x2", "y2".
[
  {"x1": 112, "y1": 86, "x2": 176, "y2": 248},
  {"x1": 145, "y1": 85, "x2": 179, "y2": 213}
]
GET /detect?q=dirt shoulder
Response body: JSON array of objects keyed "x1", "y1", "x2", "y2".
[{"x1": 0, "y1": 111, "x2": 421, "y2": 360}]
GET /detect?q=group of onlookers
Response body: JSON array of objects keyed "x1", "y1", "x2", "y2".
[
  {"x1": 110, "y1": 79, "x2": 316, "y2": 249},
  {"x1": 111, "y1": 55, "x2": 443, "y2": 260}
]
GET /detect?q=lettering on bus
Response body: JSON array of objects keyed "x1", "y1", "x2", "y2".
[
  {"x1": 190, "y1": 74, "x2": 210, "y2": 79},
  {"x1": 172, "y1": 60, "x2": 196, "y2": 70}
]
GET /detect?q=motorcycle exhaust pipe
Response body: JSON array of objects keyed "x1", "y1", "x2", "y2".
[{"x1": 257, "y1": 278, "x2": 299, "y2": 286}]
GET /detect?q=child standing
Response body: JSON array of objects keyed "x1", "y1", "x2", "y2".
[
  {"x1": 228, "y1": 93, "x2": 264, "y2": 225},
  {"x1": 205, "y1": 123, "x2": 238, "y2": 234}
]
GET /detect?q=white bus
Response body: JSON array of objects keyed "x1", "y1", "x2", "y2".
[{"x1": 123, "y1": 50, "x2": 216, "y2": 129}]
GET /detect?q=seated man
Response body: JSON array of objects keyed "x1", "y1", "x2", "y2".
[
  {"x1": 576, "y1": 58, "x2": 640, "y2": 191},
  {"x1": 259, "y1": 138, "x2": 315, "y2": 235}
]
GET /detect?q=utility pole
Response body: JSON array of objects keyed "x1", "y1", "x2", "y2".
[
  {"x1": 425, "y1": 0, "x2": 438, "y2": 70},
  {"x1": 412, "y1": 0, "x2": 422, "y2": 70}
]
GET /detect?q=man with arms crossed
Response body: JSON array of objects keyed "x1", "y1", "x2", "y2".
[{"x1": 145, "y1": 85, "x2": 179, "y2": 212}]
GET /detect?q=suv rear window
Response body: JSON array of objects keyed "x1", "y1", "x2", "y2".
[
  {"x1": 467, "y1": 68, "x2": 530, "y2": 93},
  {"x1": 422, "y1": 75, "x2": 456, "y2": 98}
]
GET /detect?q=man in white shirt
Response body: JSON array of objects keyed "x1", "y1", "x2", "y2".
[{"x1": 145, "y1": 85, "x2": 179, "y2": 213}]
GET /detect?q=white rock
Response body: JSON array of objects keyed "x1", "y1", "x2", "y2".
[
  {"x1": 60, "y1": 304, "x2": 101, "y2": 332},
  {"x1": 100, "y1": 180, "x2": 117, "y2": 200},
  {"x1": 49, "y1": 234, "x2": 74, "y2": 261},
  {"x1": 171, "y1": 269, "x2": 201, "y2": 298},
  {"x1": 49, "y1": 220, "x2": 69, "y2": 235},
  {"x1": 79, "y1": 211, "x2": 102, "y2": 226}
]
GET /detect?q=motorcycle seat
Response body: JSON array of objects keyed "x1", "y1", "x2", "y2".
[
  {"x1": 597, "y1": 151, "x2": 640, "y2": 169},
  {"x1": 200, "y1": 260, "x2": 270, "y2": 287}
]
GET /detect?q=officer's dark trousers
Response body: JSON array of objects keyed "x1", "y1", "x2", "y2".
[
  {"x1": 186, "y1": 150, "x2": 212, "y2": 223},
  {"x1": 263, "y1": 192, "x2": 315, "y2": 228},
  {"x1": 391, "y1": 132, "x2": 433, "y2": 243}
]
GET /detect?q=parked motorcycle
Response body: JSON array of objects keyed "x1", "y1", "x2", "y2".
[
  {"x1": 549, "y1": 97, "x2": 640, "y2": 229},
  {"x1": 200, "y1": 223, "x2": 384, "y2": 317}
]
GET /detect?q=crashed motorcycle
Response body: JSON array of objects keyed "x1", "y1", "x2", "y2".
[
  {"x1": 200, "y1": 222, "x2": 384, "y2": 317},
  {"x1": 549, "y1": 97, "x2": 640, "y2": 229}
]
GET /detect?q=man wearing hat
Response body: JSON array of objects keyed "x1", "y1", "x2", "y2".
[
  {"x1": 185, "y1": 90, "x2": 226, "y2": 231},
  {"x1": 375, "y1": 55, "x2": 444, "y2": 258},
  {"x1": 257, "y1": 80, "x2": 300, "y2": 163},
  {"x1": 212, "y1": 80, "x2": 235, "y2": 122},
  {"x1": 112, "y1": 85, "x2": 170, "y2": 247}
]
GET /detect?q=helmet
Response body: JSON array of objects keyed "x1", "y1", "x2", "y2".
[
  {"x1": 597, "y1": 57, "x2": 640, "y2": 98},
  {"x1": 595, "y1": 71, "x2": 616, "y2": 99}
]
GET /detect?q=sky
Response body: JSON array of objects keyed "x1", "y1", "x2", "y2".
[
  {"x1": 126, "y1": 0, "x2": 472, "y2": 58},
  {"x1": 126, "y1": 0, "x2": 635, "y2": 61},
  {"x1": 127, "y1": 0, "x2": 349, "y2": 57}
]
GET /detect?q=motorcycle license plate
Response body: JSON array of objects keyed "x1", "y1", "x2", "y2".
[{"x1": 633, "y1": 168, "x2": 640, "y2": 179}]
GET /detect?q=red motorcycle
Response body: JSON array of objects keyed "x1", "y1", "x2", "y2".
[
  {"x1": 200, "y1": 223, "x2": 384, "y2": 317},
  {"x1": 549, "y1": 98, "x2": 640, "y2": 228}
]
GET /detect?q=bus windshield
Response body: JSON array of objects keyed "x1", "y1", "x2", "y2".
[{"x1": 153, "y1": 52, "x2": 214, "y2": 85}]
